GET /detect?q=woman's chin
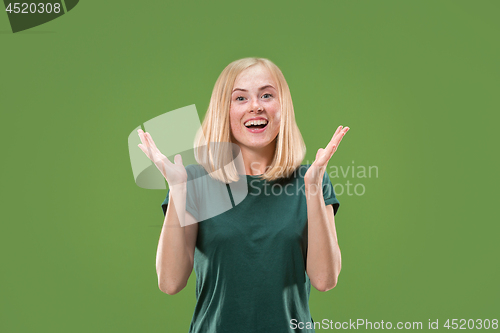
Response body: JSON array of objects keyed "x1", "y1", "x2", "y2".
[{"x1": 242, "y1": 139, "x2": 276, "y2": 150}]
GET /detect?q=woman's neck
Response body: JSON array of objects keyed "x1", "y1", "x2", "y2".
[{"x1": 238, "y1": 141, "x2": 276, "y2": 176}]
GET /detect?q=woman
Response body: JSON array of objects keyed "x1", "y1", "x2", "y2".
[{"x1": 137, "y1": 57, "x2": 349, "y2": 332}]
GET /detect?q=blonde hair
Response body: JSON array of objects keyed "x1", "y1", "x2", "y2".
[{"x1": 194, "y1": 57, "x2": 306, "y2": 183}]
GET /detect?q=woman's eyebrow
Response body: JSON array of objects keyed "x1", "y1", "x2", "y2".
[
  {"x1": 232, "y1": 84, "x2": 276, "y2": 93},
  {"x1": 258, "y1": 84, "x2": 276, "y2": 91}
]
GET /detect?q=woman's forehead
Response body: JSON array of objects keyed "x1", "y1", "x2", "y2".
[{"x1": 233, "y1": 65, "x2": 277, "y2": 89}]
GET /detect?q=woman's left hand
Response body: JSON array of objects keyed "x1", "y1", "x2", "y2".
[{"x1": 304, "y1": 125, "x2": 350, "y2": 186}]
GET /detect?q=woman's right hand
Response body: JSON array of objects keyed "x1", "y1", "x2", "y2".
[{"x1": 137, "y1": 129, "x2": 187, "y2": 186}]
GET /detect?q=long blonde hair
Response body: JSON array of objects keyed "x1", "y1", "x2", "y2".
[{"x1": 194, "y1": 57, "x2": 306, "y2": 183}]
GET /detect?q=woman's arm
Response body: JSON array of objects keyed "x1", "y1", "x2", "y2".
[
  {"x1": 303, "y1": 125, "x2": 349, "y2": 292},
  {"x1": 136, "y1": 129, "x2": 198, "y2": 295},
  {"x1": 156, "y1": 185, "x2": 198, "y2": 295},
  {"x1": 304, "y1": 185, "x2": 341, "y2": 292}
]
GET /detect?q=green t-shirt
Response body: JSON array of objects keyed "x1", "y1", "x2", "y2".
[{"x1": 161, "y1": 164, "x2": 340, "y2": 333}]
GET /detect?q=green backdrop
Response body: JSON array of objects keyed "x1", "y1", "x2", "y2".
[{"x1": 2, "y1": 1, "x2": 498, "y2": 332}]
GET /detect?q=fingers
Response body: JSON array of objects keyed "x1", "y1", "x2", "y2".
[
  {"x1": 137, "y1": 129, "x2": 147, "y2": 146},
  {"x1": 315, "y1": 148, "x2": 324, "y2": 162},
  {"x1": 331, "y1": 126, "x2": 350, "y2": 146},
  {"x1": 315, "y1": 126, "x2": 343, "y2": 166},
  {"x1": 174, "y1": 154, "x2": 183, "y2": 166},
  {"x1": 137, "y1": 129, "x2": 156, "y2": 148},
  {"x1": 145, "y1": 132, "x2": 159, "y2": 151},
  {"x1": 138, "y1": 142, "x2": 155, "y2": 161},
  {"x1": 137, "y1": 144, "x2": 149, "y2": 157},
  {"x1": 319, "y1": 125, "x2": 350, "y2": 162},
  {"x1": 137, "y1": 129, "x2": 173, "y2": 166},
  {"x1": 336, "y1": 126, "x2": 349, "y2": 144},
  {"x1": 138, "y1": 129, "x2": 156, "y2": 155},
  {"x1": 137, "y1": 130, "x2": 155, "y2": 158},
  {"x1": 334, "y1": 127, "x2": 349, "y2": 146},
  {"x1": 333, "y1": 125, "x2": 343, "y2": 139},
  {"x1": 325, "y1": 126, "x2": 342, "y2": 152},
  {"x1": 328, "y1": 126, "x2": 349, "y2": 158},
  {"x1": 324, "y1": 136, "x2": 338, "y2": 157}
]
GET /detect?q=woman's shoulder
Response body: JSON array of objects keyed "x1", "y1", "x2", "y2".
[
  {"x1": 290, "y1": 164, "x2": 312, "y2": 179},
  {"x1": 272, "y1": 164, "x2": 311, "y2": 184},
  {"x1": 185, "y1": 164, "x2": 209, "y2": 179},
  {"x1": 185, "y1": 164, "x2": 203, "y2": 171},
  {"x1": 299, "y1": 163, "x2": 312, "y2": 170}
]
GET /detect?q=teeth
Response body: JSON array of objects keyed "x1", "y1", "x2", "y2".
[{"x1": 244, "y1": 119, "x2": 268, "y2": 127}]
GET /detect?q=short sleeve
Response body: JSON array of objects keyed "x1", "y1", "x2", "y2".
[
  {"x1": 160, "y1": 165, "x2": 200, "y2": 220},
  {"x1": 322, "y1": 170, "x2": 340, "y2": 216}
]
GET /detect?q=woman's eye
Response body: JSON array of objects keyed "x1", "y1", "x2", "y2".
[
  {"x1": 262, "y1": 93, "x2": 273, "y2": 99},
  {"x1": 236, "y1": 96, "x2": 245, "y2": 101}
]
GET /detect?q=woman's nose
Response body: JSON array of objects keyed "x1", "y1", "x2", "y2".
[{"x1": 250, "y1": 98, "x2": 263, "y2": 113}]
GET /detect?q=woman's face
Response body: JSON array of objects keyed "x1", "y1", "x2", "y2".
[{"x1": 229, "y1": 64, "x2": 281, "y2": 151}]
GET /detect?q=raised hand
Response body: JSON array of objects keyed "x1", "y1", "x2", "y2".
[
  {"x1": 137, "y1": 129, "x2": 187, "y2": 186},
  {"x1": 304, "y1": 125, "x2": 350, "y2": 186}
]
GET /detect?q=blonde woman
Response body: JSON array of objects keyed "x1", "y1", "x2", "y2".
[{"x1": 137, "y1": 57, "x2": 349, "y2": 332}]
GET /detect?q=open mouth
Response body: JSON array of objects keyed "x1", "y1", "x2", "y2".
[{"x1": 244, "y1": 119, "x2": 268, "y2": 130}]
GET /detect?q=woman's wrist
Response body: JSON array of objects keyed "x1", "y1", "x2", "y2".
[
  {"x1": 168, "y1": 183, "x2": 187, "y2": 197},
  {"x1": 304, "y1": 181, "x2": 324, "y2": 198},
  {"x1": 304, "y1": 175, "x2": 322, "y2": 188}
]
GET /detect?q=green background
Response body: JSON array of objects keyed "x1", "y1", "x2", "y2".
[{"x1": 1, "y1": 1, "x2": 498, "y2": 332}]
